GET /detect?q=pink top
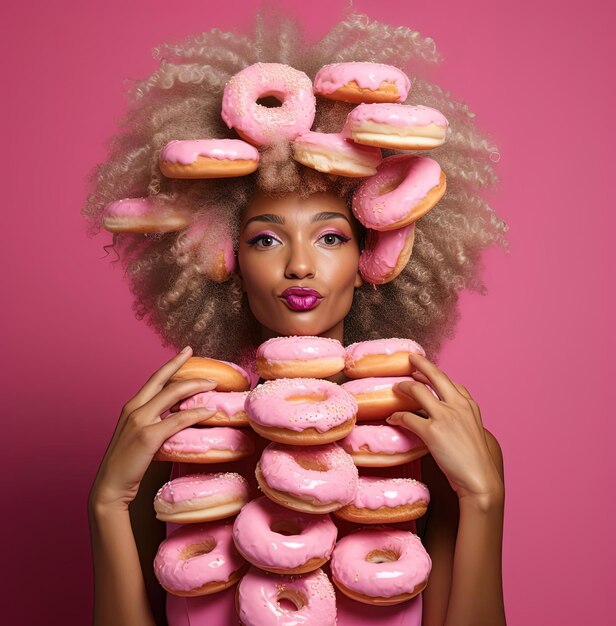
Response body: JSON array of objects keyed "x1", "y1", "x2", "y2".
[
  {"x1": 314, "y1": 62, "x2": 411, "y2": 101},
  {"x1": 341, "y1": 423, "x2": 424, "y2": 454},
  {"x1": 344, "y1": 103, "x2": 448, "y2": 129},
  {"x1": 237, "y1": 567, "x2": 337, "y2": 626},
  {"x1": 159, "y1": 426, "x2": 254, "y2": 454},
  {"x1": 160, "y1": 139, "x2": 259, "y2": 163},
  {"x1": 221, "y1": 63, "x2": 316, "y2": 146},
  {"x1": 245, "y1": 378, "x2": 357, "y2": 433},
  {"x1": 154, "y1": 472, "x2": 249, "y2": 507},
  {"x1": 331, "y1": 528, "x2": 431, "y2": 599},
  {"x1": 346, "y1": 337, "x2": 425, "y2": 361},
  {"x1": 258, "y1": 442, "x2": 359, "y2": 505},
  {"x1": 257, "y1": 335, "x2": 345, "y2": 361},
  {"x1": 350, "y1": 476, "x2": 430, "y2": 510},
  {"x1": 154, "y1": 521, "x2": 245, "y2": 592},
  {"x1": 352, "y1": 155, "x2": 443, "y2": 230},
  {"x1": 232, "y1": 496, "x2": 338, "y2": 570},
  {"x1": 180, "y1": 391, "x2": 248, "y2": 415}
]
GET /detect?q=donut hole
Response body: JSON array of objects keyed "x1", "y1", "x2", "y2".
[
  {"x1": 379, "y1": 176, "x2": 405, "y2": 196},
  {"x1": 256, "y1": 92, "x2": 285, "y2": 108},
  {"x1": 295, "y1": 456, "x2": 330, "y2": 472},
  {"x1": 365, "y1": 548, "x2": 400, "y2": 564},
  {"x1": 180, "y1": 538, "x2": 216, "y2": 560},
  {"x1": 277, "y1": 589, "x2": 306, "y2": 612},
  {"x1": 270, "y1": 520, "x2": 303, "y2": 536},
  {"x1": 286, "y1": 393, "x2": 327, "y2": 405}
]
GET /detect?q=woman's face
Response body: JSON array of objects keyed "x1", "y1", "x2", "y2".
[{"x1": 238, "y1": 191, "x2": 363, "y2": 340}]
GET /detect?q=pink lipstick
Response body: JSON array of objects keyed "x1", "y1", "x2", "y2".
[{"x1": 280, "y1": 287, "x2": 323, "y2": 312}]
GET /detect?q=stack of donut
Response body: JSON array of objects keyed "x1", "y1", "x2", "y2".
[{"x1": 101, "y1": 61, "x2": 448, "y2": 286}]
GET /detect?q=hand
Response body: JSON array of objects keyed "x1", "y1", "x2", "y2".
[
  {"x1": 386, "y1": 352, "x2": 503, "y2": 503},
  {"x1": 89, "y1": 346, "x2": 217, "y2": 511}
]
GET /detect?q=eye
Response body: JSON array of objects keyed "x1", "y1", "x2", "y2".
[
  {"x1": 318, "y1": 232, "x2": 351, "y2": 246},
  {"x1": 246, "y1": 233, "x2": 281, "y2": 249}
]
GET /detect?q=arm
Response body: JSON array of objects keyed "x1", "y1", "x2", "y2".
[
  {"x1": 387, "y1": 353, "x2": 506, "y2": 626},
  {"x1": 88, "y1": 347, "x2": 216, "y2": 626}
]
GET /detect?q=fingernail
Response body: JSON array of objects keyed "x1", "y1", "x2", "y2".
[
  {"x1": 180, "y1": 346, "x2": 191, "y2": 354},
  {"x1": 386, "y1": 415, "x2": 398, "y2": 424}
]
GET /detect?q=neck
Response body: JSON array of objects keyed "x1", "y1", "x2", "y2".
[{"x1": 259, "y1": 319, "x2": 345, "y2": 343}]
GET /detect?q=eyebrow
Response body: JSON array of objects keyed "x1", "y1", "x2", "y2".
[{"x1": 243, "y1": 212, "x2": 351, "y2": 228}]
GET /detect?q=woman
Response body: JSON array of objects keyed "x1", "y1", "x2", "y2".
[{"x1": 86, "y1": 12, "x2": 507, "y2": 626}]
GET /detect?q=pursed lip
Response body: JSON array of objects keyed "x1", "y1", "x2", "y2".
[{"x1": 279, "y1": 287, "x2": 323, "y2": 311}]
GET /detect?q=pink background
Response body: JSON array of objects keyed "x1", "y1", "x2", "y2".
[{"x1": 2, "y1": 0, "x2": 613, "y2": 623}]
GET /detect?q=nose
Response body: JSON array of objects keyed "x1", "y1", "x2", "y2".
[{"x1": 284, "y1": 239, "x2": 315, "y2": 280}]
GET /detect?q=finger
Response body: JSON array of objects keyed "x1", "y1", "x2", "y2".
[
  {"x1": 411, "y1": 371, "x2": 432, "y2": 386},
  {"x1": 129, "y1": 346, "x2": 194, "y2": 411},
  {"x1": 156, "y1": 407, "x2": 217, "y2": 439},
  {"x1": 407, "y1": 352, "x2": 459, "y2": 403},
  {"x1": 394, "y1": 380, "x2": 442, "y2": 415},
  {"x1": 452, "y1": 382, "x2": 472, "y2": 400},
  {"x1": 386, "y1": 411, "x2": 429, "y2": 438},
  {"x1": 135, "y1": 379, "x2": 217, "y2": 424}
]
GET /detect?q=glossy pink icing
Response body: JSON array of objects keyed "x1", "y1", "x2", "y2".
[
  {"x1": 237, "y1": 567, "x2": 337, "y2": 626},
  {"x1": 257, "y1": 335, "x2": 345, "y2": 362},
  {"x1": 352, "y1": 155, "x2": 443, "y2": 230},
  {"x1": 232, "y1": 496, "x2": 337, "y2": 570},
  {"x1": 331, "y1": 528, "x2": 431, "y2": 598},
  {"x1": 314, "y1": 63, "x2": 411, "y2": 101},
  {"x1": 154, "y1": 472, "x2": 249, "y2": 506},
  {"x1": 221, "y1": 360, "x2": 251, "y2": 386},
  {"x1": 344, "y1": 103, "x2": 448, "y2": 129},
  {"x1": 160, "y1": 139, "x2": 259, "y2": 164},
  {"x1": 293, "y1": 131, "x2": 382, "y2": 162},
  {"x1": 221, "y1": 63, "x2": 316, "y2": 146},
  {"x1": 180, "y1": 391, "x2": 248, "y2": 415},
  {"x1": 103, "y1": 197, "x2": 154, "y2": 216},
  {"x1": 346, "y1": 338, "x2": 425, "y2": 362},
  {"x1": 340, "y1": 424, "x2": 424, "y2": 454},
  {"x1": 341, "y1": 376, "x2": 414, "y2": 396},
  {"x1": 258, "y1": 442, "x2": 359, "y2": 505},
  {"x1": 154, "y1": 521, "x2": 245, "y2": 592},
  {"x1": 159, "y1": 426, "x2": 254, "y2": 454},
  {"x1": 359, "y1": 225, "x2": 414, "y2": 284},
  {"x1": 245, "y1": 378, "x2": 357, "y2": 433},
  {"x1": 350, "y1": 476, "x2": 430, "y2": 510}
]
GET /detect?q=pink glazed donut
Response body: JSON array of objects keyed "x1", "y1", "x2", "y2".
[
  {"x1": 359, "y1": 224, "x2": 416, "y2": 285},
  {"x1": 102, "y1": 197, "x2": 192, "y2": 234},
  {"x1": 245, "y1": 377, "x2": 357, "y2": 445},
  {"x1": 331, "y1": 527, "x2": 431, "y2": 605},
  {"x1": 221, "y1": 63, "x2": 316, "y2": 146},
  {"x1": 154, "y1": 426, "x2": 255, "y2": 463},
  {"x1": 154, "y1": 472, "x2": 251, "y2": 523},
  {"x1": 256, "y1": 442, "x2": 359, "y2": 514},
  {"x1": 232, "y1": 496, "x2": 338, "y2": 574},
  {"x1": 352, "y1": 154, "x2": 446, "y2": 231},
  {"x1": 334, "y1": 476, "x2": 430, "y2": 524},
  {"x1": 340, "y1": 423, "x2": 428, "y2": 467},
  {"x1": 180, "y1": 391, "x2": 250, "y2": 427},
  {"x1": 256, "y1": 335, "x2": 345, "y2": 380},
  {"x1": 344, "y1": 337, "x2": 426, "y2": 378},
  {"x1": 154, "y1": 520, "x2": 248, "y2": 597},
  {"x1": 236, "y1": 567, "x2": 337, "y2": 626}
]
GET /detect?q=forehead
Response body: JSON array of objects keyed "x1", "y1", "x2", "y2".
[{"x1": 241, "y1": 191, "x2": 353, "y2": 226}]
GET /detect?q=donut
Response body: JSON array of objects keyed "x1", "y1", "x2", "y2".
[
  {"x1": 341, "y1": 376, "x2": 421, "y2": 421},
  {"x1": 101, "y1": 197, "x2": 192, "y2": 234},
  {"x1": 344, "y1": 338, "x2": 426, "y2": 378},
  {"x1": 159, "y1": 139, "x2": 259, "y2": 178},
  {"x1": 180, "y1": 391, "x2": 250, "y2": 427},
  {"x1": 339, "y1": 423, "x2": 428, "y2": 467},
  {"x1": 221, "y1": 63, "x2": 316, "y2": 147},
  {"x1": 154, "y1": 520, "x2": 247, "y2": 597},
  {"x1": 169, "y1": 357, "x2": 251, "y2": 392},
  {"x1": 334, "y1": 476, "x2": 430, "y2": 524},
  {"x1": 175, "y1": 216, "x2": 236, "y2": 282},
  {"x1": 154, "y1": 425, "x2": 255, "y2": 463},
  {"x1": 343, "y1": 103, "x2": 449, "y2": 150},
  {"x1": 359, "y1": 224, "x2": 415, "y2": 284},
  {"x1": 154, "y1": 472, "x2": 251, "y2": 523},
  {"x1": 236, "y1": 567, "x2": 337, "y2": 626},
  {"x1": 256, "y1": 336, "x2": 345, "y2": 380},
  {"x1": 330, "y1": 528, "x2": 431, "y2": 605},
  {"x1": 352, "y1": 154, "x2": 446, "y2": 231},
  {"x1": 291, "y1": 131, "x2": 382, "y2": 177},
  {"x1": 314, "y1": 62, "x2": 411, "y2": 104},
  {"x1": 245, "y1": 378, "x2": 357, "y2": 445},
  {"x1": 232, "y1": 496, "x2": 338, "y2": 574},
  {"x1": 255, "y1": 442, "x2": 359, "y2": 514}
]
